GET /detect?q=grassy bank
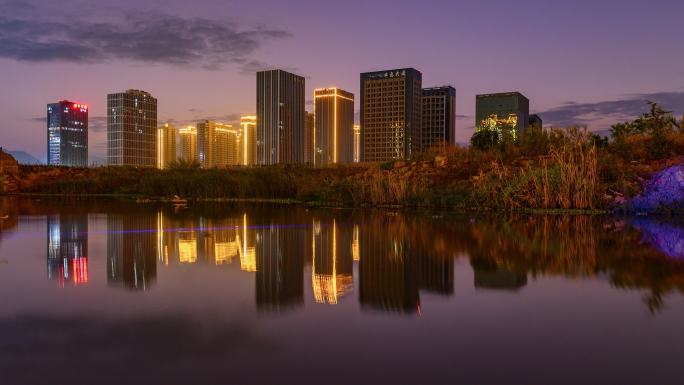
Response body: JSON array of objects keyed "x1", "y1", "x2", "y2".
[{"x1": 9, "y1": 105, "x2": 684, "y2": 211}]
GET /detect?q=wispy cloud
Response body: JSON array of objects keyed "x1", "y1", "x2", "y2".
[
  {"x1": 0, "y1": 8, "x2": 291, "y2": 72},
  {"x1": 163, "y1": 113, "x2": 243, "y2": 126},
  {"x1": 30, "y1": 115, "x2": 107, "y2": 132},
  {"x1": 539, "y1": 91, "x2": 684, "y2": 129}
]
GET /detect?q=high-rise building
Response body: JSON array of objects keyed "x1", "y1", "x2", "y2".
[
  {"x1": 304, "y1": 111, "x2": 314, "y2": 164},
  {"x1": 314, "y1": 88, "x2": 355, "y2": 166},
  {"x1": 360, "y1": 68, "x2": 422, "y2": 162},
  {"x1": 156, "y1": 123, "x2": 176, "y2": 169},
  {"x1": 178, "y1": 126, "x2": 197, "y2": 163},
  {"x1": 421, "y1": 86, "x2": 456, "y2": 151},
  {"x1": 256, "y1": 69, "x2": 305, "y2": 165},
  {"x1": 529, "y1": 114, "x2": 543, "y2": 129},
  {"x1": 47, "y1": 100, "x2": 88, "y2": 167},
  {"x1": 240, "y1": 115, "x2": 257, "y2": 166},
  {"x1": 475, "y1": 92, "x2": 529, "y2": 140},
  {"x1": 353, "y1": 124, "x2": 361, "y2": 163},
  {"x1": 107, "y1": 89, "x2": 157, "y2": 167},
  {"x1": 196, "y1": 120, "x2": 239, "y2": 168}
]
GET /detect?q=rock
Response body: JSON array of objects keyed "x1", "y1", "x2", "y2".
[{"x1": 626, "y1": 164, "x2": 684, "y2": 213}]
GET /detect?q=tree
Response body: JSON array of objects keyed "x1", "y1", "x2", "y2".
[
  {"x1": 610, "y1": 101, "x2": 680, "y2": 139},
  {"x1": 470, "y1": 129, "x2": 500, "y2": 150}
]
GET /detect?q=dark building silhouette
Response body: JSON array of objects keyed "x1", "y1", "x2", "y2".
[
  {"x1": 47, "y1": 214, "x2": 89, "y2": 287},
  {"x1": 529, "y1": 114, "x2": 543, "y2": 129},
  {"x1": 256, "y1": 69, "x2": 306, "y2": 164},
  {"x1": 421, "y1": 86, "x2": 456, "y2": 151},
  {"x1": 47, "y1": 100, "x2": 88, "y2": 167},
  {"x1": 360, "y1": 68, "x2": 422, "y2": 161},
  {"x1": 107, "y1": 213, "x2": 157, "y2": 290},
  {"x1": 304, "y1": 111, "x2": 315, "y2": 164}
]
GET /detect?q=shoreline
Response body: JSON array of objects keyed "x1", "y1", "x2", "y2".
[{"x1": 1, "y1": 192, "x2": 615, "y2": 215}]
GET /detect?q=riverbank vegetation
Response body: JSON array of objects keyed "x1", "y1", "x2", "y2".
[{"x1": 8, "y1": 103, "x2": 684, "y2": 211}]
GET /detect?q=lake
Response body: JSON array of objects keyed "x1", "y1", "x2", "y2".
[{"x1": 0, "y1": 197, "x2": 683, "y2": 385}]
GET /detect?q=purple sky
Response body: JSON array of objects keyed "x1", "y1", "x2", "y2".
[{"x1": 1, "y1": 0, "x2": 683, "y2": 162}]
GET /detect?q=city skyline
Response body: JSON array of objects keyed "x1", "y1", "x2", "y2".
[{"x1": 2, "y1": 0, "x2": 684, "y2": 162}]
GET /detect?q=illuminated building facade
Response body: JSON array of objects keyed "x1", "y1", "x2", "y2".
[
  {"x1": 256, "y1": 69, "x2": 306, "y2": 165},
  {"x1": 47, "y1": 100, "x2": 88, "y2": 167},
  {"x1": 475, "y1": 92, "x2": 529, "y2": 140},
  {"x1": 360, "y1": 68, "x2": 422, "y2": 161},
  {"x1": 157, "y1": 123, "x2": 177, "y2": 169},
  {"x1": 240, "y1": 115, "x2": 257, "y2": 166},
  {"x1": 304, "y1": 111, "x2": 314, "y2": 164},
  {"x1": 421, "y1": 86, "x2": 456, "y2": 150},
  {"x1": 107, "y1": 89, "x2": 158, "y2": 167},
  {"x1": 47, "y1": 214, "x2": 89, "y2": 287},
  {"x1": 314, "y1": 88, "x2": 354, "y2": 166},
  {"x1": 179, "y1": 126, "x2": 197, "y2": 163},
  {"x1": 196, "y1": 120, "x2": 239, "y2": 168}
]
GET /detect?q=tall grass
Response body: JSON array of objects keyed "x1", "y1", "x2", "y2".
[{"x1": 473, "y1": 128, "x2": 599, "y2": 210}]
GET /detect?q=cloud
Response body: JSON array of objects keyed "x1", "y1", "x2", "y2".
[
  {"x1": 539, "y1": 91, "x2": 684, "y2": 129},
  {"x1": 89, "y1": 116, "x2": 107, "y2": 132},
  {"x1": 30, "y1": 115, "x2": 107, "y2": 132},
  {"x1": 164, "y1": 113, "x2": 243, "y2": 126},
  {"x1": 0, "y1": 9, "x2": 291, "y2": 71}
]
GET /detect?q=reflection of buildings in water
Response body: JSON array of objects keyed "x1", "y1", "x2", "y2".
[
  {"x1": 156, "y1": 211, "x2": 179, "y2": 265},
  {"x1": 238, "y1": 213, "x2": 257, "y2": 272},
  {"x1": 359, "y1": 235, "x2": 420, "y2": 313},
  {"x1": 255, "y1": 223, "x2": 304, "y2": 311},
  {"x1": 472, "y1": 259, "x2": 527, "y2": 291},
  {"x1": 156, "y1": 213, "x2": 245, "y2": 266},
  {"x1": 211, "y1": 218, "x2": 240, "y2": 265},
  {"x1": 358, "y1": 216, "x2": 456, "y2": 313},
  {"x1": 417, "y1": 248, "x2": 454, "y2": 295},
  {"x1": 312, "y1": 219, "x2": 353, "y2": 304},
  {"x1": 352, "y1": 224, "x2": 360, "y2": 262},
  {"x1": 178, "y1": 234, "x2": 197, "y2": 264},
  {"x1": 47, "y1": 214, "x2": 89, "y2": 287},
  {"x1": 107, "y1": 214, "x2": 157, "y2": 290}
]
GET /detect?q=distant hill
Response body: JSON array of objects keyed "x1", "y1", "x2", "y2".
[{"x1": 5, "y1": 150, "x2": 42, "y2": 165}]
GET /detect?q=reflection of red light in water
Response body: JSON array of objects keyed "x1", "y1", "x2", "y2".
[
  {"x1": 58, "y1": 263, "x2": 65, "y2": 288},
  {"x1": 56, "y1": 258, "x2": 89, "y2": 288},
  {"x1": 73, "y1": 258, "x2": 88, "y2": 285}
]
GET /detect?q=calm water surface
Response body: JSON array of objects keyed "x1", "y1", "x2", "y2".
[{"x1": 0, "y1": 197, "x2": 683, "y2": 385}]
